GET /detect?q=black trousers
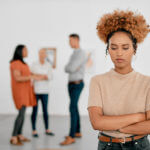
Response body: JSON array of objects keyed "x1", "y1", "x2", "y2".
[
  {"x1": 12, "y1": 106, "x2": 26, "y2": 136},
  {"x1": 31, "y1": 94, "x2": 49, "y2": 130},
  {"x1": 98, "y1": 136, "x2": 150, "y2": 150}
]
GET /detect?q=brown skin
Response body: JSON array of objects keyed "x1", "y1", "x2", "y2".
[
  {"x1": 88, "y1": 107, "x2": 146, "y2": 131},
  {"x1": 108, "y1": 32, "x2": 135, "y2": 74},
  {"x1": 88, "y1": 32, "x2": 150, "y2": 135},
  {"x1": 119, "y1": 111, "x2": 150, "y2": 135}
]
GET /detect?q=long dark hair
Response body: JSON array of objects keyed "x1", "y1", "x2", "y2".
[{"x1": 10, "y1": 45, "x2": 26, "y2": 64}]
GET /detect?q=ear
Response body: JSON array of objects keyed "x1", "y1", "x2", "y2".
[
  {"x1": 134, "y1": 45, "x2": 137, "y2": 55},
  {"x1": 106, "y1": 44, "x2": 109, "y2": 55},
  {"x1": 134, "y1": 49, "x2": 136, "y2": 55}
]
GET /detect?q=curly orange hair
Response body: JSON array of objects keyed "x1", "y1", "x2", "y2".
[{"x1": 97, "y1": 10, "x2": 150, "y2": 43}]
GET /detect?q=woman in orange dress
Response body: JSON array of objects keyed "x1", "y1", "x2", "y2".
[{"x1": 10, "y1": 45, "x2": 47, "y2": 145}]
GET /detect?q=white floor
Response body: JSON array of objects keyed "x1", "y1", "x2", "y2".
[{"x1": 0, "y1": 115, "x2": 98, "y2": 150}]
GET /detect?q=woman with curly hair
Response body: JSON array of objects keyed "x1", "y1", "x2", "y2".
[{"x1": 88, "y1": 10, "x2": 150, "y2": 150}]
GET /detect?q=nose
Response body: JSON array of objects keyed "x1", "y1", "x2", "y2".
[{"x1": 116, "y1": 49, "x2": 123, "y2": 56}]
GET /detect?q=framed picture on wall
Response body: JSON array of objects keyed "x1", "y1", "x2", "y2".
[
  {"x1": 46, "y1": 49, "x2": 54, "y2": 65},
  {"x1": 44, "y1": 47, "x2": 56, "y2": 66}
]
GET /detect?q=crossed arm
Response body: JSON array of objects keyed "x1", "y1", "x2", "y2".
[
  {"x1": 88, "y1": 106, "x2": 150, "y2": 135},
  {"x1": 119, "y1": 111, "x2": 150, "y2": 135},
  {"x1": 65, "y1": 51, "x2": 89, "y2": 73}
]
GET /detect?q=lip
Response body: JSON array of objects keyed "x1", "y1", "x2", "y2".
[{"x1": 116, "y1": 58, "x2": 125, "y2": 63}]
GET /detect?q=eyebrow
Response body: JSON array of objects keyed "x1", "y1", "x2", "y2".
[
  {"x1": 110, "y1": 43, "x2": 129, "y2": 46},
  {"x1": 122, "y1": 44, "x2": 129, "y2": 46},
  {"x1": 110, "y1": 44, "x2": 117, "y2": 46}
]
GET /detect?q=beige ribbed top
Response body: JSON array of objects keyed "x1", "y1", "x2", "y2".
[{"x1": 88, "y1": 69, "x2": 150, "y2": 138}]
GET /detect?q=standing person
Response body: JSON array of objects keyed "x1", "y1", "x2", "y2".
[
  {"x1": 10, "y1": 45, "x2": 46, "y2": 146},
  {"x1": 31, "y1": 48, "x2": 56, "y2": 137},
  {"x1": 60, "y1": 34, "x2": 88, "y2": 145},
  {"x1": 88, "y1": 10, "x2": 150, "y2": 150}
]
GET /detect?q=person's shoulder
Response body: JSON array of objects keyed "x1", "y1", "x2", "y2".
[
  {"x1": 80, "y1": 49, "x2": 86, "y2": 54},
  {"x1": 10, "y1": 60, "x2": 23, "y2": 66},
  {"x1": 136, "y1": 71, "x2": 150, "y2": 82},
  {"x1": 91, "y1": 72, "x2": 109, "y2": 82},
  {"x1": 10, "y1": 60, "x2": 26, "y2": 70}
]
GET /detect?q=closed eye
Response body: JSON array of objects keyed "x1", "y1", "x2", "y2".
[
  {"x1": 111, "y1": 47, "x2": 117, "y2": 50},
  {"x1": 123, "y1": 47, "x2": 129, "y2": 50}
]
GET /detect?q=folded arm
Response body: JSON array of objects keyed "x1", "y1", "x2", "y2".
[
  {"x1": 88, "y1": 106, "x2": 146, "y2": 131},
  {"x1": 65, "y1": 52, "x2": 87, "y2": 73},
  {"x1": 119, "y1": 111, "x2": 150, "y2": 135}
]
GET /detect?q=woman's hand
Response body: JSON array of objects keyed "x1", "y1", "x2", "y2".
[
  {"x1": 42, "y1": 75, "x2": 48, "y2": 80},
  {"x1": 31, "y1": 75, "x2": 48, "y2": 81},
  {"x1": 119, "y1": 113, "x2": 146, "y2": 134},
  {"x1": 119, "y1": 111, "x2": 150, "y2": 135}
]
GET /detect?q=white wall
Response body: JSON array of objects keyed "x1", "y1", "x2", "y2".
[{"x1": 0, "y1": 0, "x2": 150, "y2": 115}]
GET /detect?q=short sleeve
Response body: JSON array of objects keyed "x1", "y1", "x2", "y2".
[
  {"x1": 88, "y1": 77, "x2": 103, "y2": 108},
  {"x1": 10, "y1": 61, "x2": 22, "y2": 72},
  {"x1": 146, "y1": 87, "x2": 150, "y2": 112}
]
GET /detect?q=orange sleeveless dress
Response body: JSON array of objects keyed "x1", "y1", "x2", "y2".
[{"x1": 10, "y1": 60, "x2": 36, "y2": 110}]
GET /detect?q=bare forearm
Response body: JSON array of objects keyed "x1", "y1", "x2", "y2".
[
  {"x1": 15, "y1": 76, "x2": 31, "y2": 82},
  {"x1": 95, "y1": 114, "x2": 143, "y2": 131},
  {"x1": 32, "y1": 74, "x2": 48, "y2": 80},
  {"x1": 120, "y1": 120, "x2": 150, "y2": 135},
  {"x1": 88, "y1": 108, "x2": 145, "y2": 131}
]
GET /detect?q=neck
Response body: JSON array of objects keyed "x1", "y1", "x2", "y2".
[
  {"x1": 39, "y1": 58, "x2": 45, "y2": 64},
  {"x1": 114, "y1": 65, "x2": 133, "y2": 75}
]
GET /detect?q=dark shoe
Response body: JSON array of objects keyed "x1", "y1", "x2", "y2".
[
  {"x1": 32, "y1": 133, "x2": 39, "y2": 138},
  {"x1": 45, "y1": 131, "x2": 55, "y2": 136}
]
